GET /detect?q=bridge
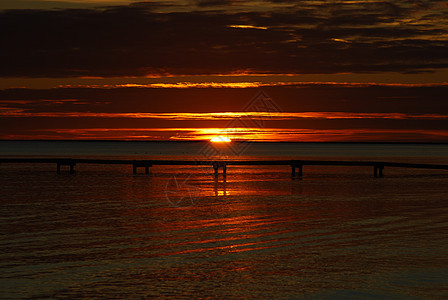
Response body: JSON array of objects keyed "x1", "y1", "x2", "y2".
[{"x1": 1, "y1": 158, "x2": 448, "y2": 178}]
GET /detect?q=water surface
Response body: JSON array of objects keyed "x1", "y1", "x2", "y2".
[{"x1": 1, "y1": 142, "x2": 447, "y2": 298}]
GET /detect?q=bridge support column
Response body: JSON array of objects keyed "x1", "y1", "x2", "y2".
[
  {"x1": 213, "y1": 162, "x2": 227, "y2": 176},
  {"x1": 213, "y1": 165, "x2": 218, "y2": 176},
  {"x1": 133, "y1": 161, "x2": 152, "y2": 174},
  {"x1": 374, "y1": 165, "x2": 384, "y2": 178},
  {"x1": 57, "y1": 159, "x2": 76, "y2": 174},
  {"x1": 291, "y1": 164, "x2": 303, "y2": 178}
]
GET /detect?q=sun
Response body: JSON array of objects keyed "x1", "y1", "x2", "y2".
[{"x1": 210, "y1": 136, "x2": 231, "y2": 143}]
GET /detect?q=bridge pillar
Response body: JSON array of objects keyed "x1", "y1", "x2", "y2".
[
  {"x1": 213, "y1": 165, "x2": 218, "y2": 176},
  {"x1": 291, "y1": 164, "x2": 303, "y2": 178},
  {"x1": 374, "y1": 165, "x2": 384, "y2": 178},
  {"x1": 57, "y1": 159, "x2": 76, "y2": 174},
  {"x1": 213, "y1": 162, "x2": 227, "y2": 176},
  {"x1": 133, "y1": 161, "x2": 152, "y2": 174}
]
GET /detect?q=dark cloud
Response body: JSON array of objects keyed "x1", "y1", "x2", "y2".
[
  {"x1": 1, "y1": 83, "x2": 447, "y2": 114},
  {"x1": 1, "y1": 1, "x2": 447, "y2": 77},
  {"x1": 1, "y1": 83, "x2": 447, "y2": 141},
  {"x1": 193, "y1": 0, "x2": 238, "y2": 7}
]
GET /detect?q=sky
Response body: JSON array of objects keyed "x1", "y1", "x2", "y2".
[{"x1": 1, "y1": 0, "x2": 447, "y2": 142}]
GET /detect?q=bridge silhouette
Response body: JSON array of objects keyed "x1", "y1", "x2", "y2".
[{"x1": 1, "y1": 158, "x2": 448, "y2": 178}]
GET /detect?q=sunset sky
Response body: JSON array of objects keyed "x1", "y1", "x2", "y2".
[{"x1": 1, "y1": 0, "x2": 447, "y2": 141}]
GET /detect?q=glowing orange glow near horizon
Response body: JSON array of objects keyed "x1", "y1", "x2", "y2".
[
  {"x1": 210, "y1": 136, "x2": 232, "y2": 143},
  {"x1": 5, "y1": 127, "x2": 447, "y2": 142}
]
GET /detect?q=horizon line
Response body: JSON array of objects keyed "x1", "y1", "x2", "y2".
[{"x1": 1, "y1": 139, "x2": 447, "y2": 145}]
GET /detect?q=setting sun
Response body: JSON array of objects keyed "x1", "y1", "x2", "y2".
[{"x1": 210, "y1": 136, "x2": 232, "y2": 143}]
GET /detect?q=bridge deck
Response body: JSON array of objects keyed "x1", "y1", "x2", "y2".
[{"x1": 1, "y1": 158, "x2": 448, "y2": 177}]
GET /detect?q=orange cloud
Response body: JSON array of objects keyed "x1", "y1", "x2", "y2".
[
  {"x1": 18, "y1": 127, "x2": 448, "y2": 142},
  {"x1": 2, "y1": 110, "x2": 447, "y2": 120},
  {"x1": 55, "y1": 81, "x2": 448, "y2": 89}
]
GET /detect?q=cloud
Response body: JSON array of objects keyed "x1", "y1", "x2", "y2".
[
  {"x1": 1, "y1": 83, "x2": 447, "y2": 141},
  {"x1": 2, "y1": 108, "x2": 448, "y2": 121},
  {"x1": 3, "y1": 127, "x2": 448, "y2": 142},
  {"x1": 1, "y1": 1, "x2": 447, "y2": 77},
  {"x1": 1, "y1": 82, "x2": 447, "y2": 114}
]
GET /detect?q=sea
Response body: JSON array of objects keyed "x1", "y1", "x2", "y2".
[{"x1": 1, "y1": 141, "x2": 448, "y2": 299}]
